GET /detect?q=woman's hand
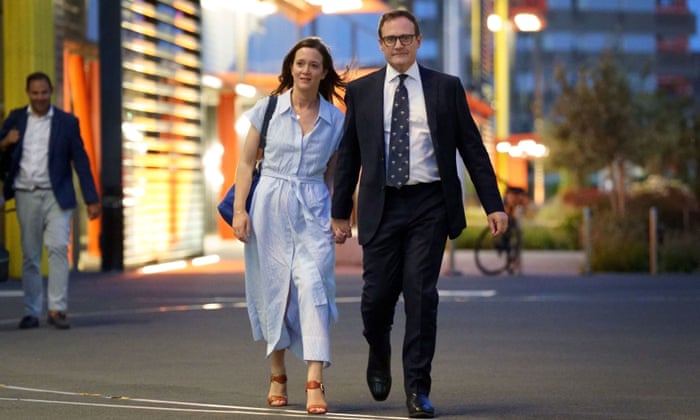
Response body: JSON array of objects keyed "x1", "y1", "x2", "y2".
[
  {"x1": 332, "y1": 218, "x2": 352, "y2": 244},
  {"x1": 232, "y1": 211, "x2": 251, "y2": 243}
]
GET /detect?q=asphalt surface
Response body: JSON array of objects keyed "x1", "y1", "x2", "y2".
[{"x1": 1, "y1": 242, "x2": 699, "y2": 419}]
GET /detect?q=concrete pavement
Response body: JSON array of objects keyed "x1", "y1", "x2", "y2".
[
  {"x1": 3, "y1": 238, "x2": 697, "y2": 419},
  {"x1": 207, "y1": 236, "x2": 586, "y2": 277}
]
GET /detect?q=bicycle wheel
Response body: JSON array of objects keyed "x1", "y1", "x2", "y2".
[
  {"x1": 474, "y1": 226, "x2": 510, "y2": 275},
  {"x1": 505, "y1": 223, "x2": 523, "y2": 274}
]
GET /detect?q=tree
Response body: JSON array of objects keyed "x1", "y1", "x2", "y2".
[
  {"x1": 636, "y1": 90, "x2": 700, "y2": 200},
  {"x1": 542, "y1": 54, "x2": 645, "y2": 215}
]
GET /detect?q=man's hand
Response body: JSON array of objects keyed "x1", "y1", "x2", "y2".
[
  {"x1": 487, "y1": 211, "x2": 508, "y2": 237},
  {"x1": 331, "y1": 218, "x2": 352, "y2": 244},
  {"x1": 1, "y1": 129, "x2": 20, "y2": 150},
  {"x1": 86, "y1": 202, "x2": 101, "y2": 220}
]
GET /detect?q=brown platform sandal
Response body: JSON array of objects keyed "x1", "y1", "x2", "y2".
[
  {"x1": 267, "y1": 374, "x2": 288, "y2": 407},
  {"x1": 305, "y1": 380, "x2": 327, "y2": 415}
]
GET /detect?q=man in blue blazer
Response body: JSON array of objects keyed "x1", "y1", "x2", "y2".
[
  {"x1": 0, "y1": 72, "x2": 100, "y2": 330},
  {"x1": 332, "y1": 10, "x2": 508, "y2": 418}
]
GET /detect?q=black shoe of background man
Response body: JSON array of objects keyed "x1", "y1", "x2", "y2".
[
  {"x1": 47, "y1": 311, "x2": 71, "y2": 330},
  {"x1": 18, "y1": 315, "x2": 39, "y2": 329},
  {"x1": 366, "y1": 345, "x2": 391, "y2": 401},
  {"x1": 406, "y1": 393, "x2": 435, "y2": 418}
]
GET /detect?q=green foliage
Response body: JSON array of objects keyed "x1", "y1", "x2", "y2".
[
  {"x1": 583, "y1": 179, "x2": 699, "y2": 272},
  {"x1": 635, "y1": 91, "x2": 698, "y2": 182},
  {"x1": 589, "y1": 210, "x2": 649, "y2": 272},
  {"x1": 458, "y1": 180, "x2": 700, "y2": 272},
  {"x1": 456, "y1": 200, "x2": 581, "y2": 251},
  {"x1": 453, "y1": 226, "x2": 483, "y2": 249},
  {"x1": 628, "y1": 176, "x2": 698, "y2": 230},
  {"x1": 454, "y1": 223, "x2": 579, "y2": 251},
  {"x1": 659, "y1": 230, "x2": 700, "y2": 273},
  {"x1": 544, "y1": 54, "x2": 638, "y2": 189},
  {"x1": 540, "y1": 52, "x2": 700, "y2": 216}
]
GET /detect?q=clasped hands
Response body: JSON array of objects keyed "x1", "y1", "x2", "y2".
[{"x1": 331, "y1": 218, "x2": 352, "y2": 244}]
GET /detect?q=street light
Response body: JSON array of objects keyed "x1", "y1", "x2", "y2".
[
  {"x1": 496, "y1": 136, "x2": 549, "y2": 205},
  {"x1": 305, "y1": 0, "x2": 362, "y2": 13},
  {"x1": 488, "y1": 0, "x2": 546, "y2": 195},
  {"x1": 513, "y1": 13, "x2": 544, "y2": 32}
]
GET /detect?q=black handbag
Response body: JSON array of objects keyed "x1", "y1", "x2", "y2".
[{"x1": 217, "y1": 95, "x2": 277, "y2": 226}]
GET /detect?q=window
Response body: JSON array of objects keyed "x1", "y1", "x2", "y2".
[
  {"x1": 547, "y1": 0, "x2": 572, "y2": 9},
  {"x1": 576, "y1": 33, "x2": 610, "y2": 52},
  {"x1": 542, "y1": 32, "x2": 574, "y2": 52},
  {"x1": 578, "y1": 0, "x2": 617, "y2": 11},
  {"x1": 622, "y1": 34, "x2": 655, "y2": 52},
  {"x1": 619, "y1": 0, "x2": 654, "y2": 11},
  {"x1": 578, "y1": 0, "x2": 654, "y2": 11},
  {"x1": 413, "y1": 0, "x2": 439, "y2": 19}
]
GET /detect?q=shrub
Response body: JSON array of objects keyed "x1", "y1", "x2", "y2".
[
  {"x1": 453, "y1": 226, "x2": 483, "y2": 249},
  {"x1": 659, "y1": 230, "x2": 700, "y2": 273},
  {"x1": 453, "y1": 222, "x2": 579, "y2": 250},
  {"x1": 557, "y1": 181, "x2": 699, "y2": 272},
  {"x1": 588, "y1": 210, "x2": 649, "y2": 272}
]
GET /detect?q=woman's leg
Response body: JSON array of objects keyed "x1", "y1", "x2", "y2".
[
  {"x1": 306, "y1": 360, "x2": 326, "y2": 414},
  {"x1": 267, "y1": 349, "x2": 287, "y2": 406}
]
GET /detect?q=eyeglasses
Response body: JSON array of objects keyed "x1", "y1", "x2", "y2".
[{"x1": 381, "y1": 34, "x2": 416, "y2": 47}]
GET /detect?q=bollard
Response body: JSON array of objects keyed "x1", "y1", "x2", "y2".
[
  {"x1": 583, "y1": 207, "x2": 591, "y2": 275},
  {"x1": 649, "y1": 207, "x2": 657, "y2": 275},
  {"x1": 443, "y1": 239, "x2": 462, "y2": 276},
  {"x1": 513, "y1": 206, "x2": 523, "y2": 275}
]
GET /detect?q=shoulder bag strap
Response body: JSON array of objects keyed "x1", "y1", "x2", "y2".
[{"x1": 259, "y1": 95, "x2": 278, "y2": 151}]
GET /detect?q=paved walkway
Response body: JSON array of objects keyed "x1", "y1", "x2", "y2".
[
  {"x1": 1, "y1": 245, "x2": 696, "y2": 420},
  {"x1": 205, "y1": 236, "x2": 585, "y2": 277}
]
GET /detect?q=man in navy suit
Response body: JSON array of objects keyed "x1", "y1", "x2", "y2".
[
  {"x1": 0, "y1": 72, "x2": 100, "y2": 330},
  {"x1": 332, "y1": 9, "x2": 508, "y2": 418}
]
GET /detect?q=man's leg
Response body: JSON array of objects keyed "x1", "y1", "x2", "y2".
[
  {"x1": 400, "y1": 184, "x2": 448, "y2": 398},
  {"x1": 43, "y1": 191, "x2": 73, "y2": 314},
  {"x1": 361, "y1": 191, "x2": 405, "y2": 401},
  {"x1": 15, "y1": 191, "x2": 46, "y2": 319}
]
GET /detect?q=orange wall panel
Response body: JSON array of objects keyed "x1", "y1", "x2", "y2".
[{"x1": 217, "y1": 92, "x2": 237, "y2": 239}]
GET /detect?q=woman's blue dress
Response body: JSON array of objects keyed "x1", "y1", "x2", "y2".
[{"x1": 243, "y1": 90, "x2": 344, "y2": 365}]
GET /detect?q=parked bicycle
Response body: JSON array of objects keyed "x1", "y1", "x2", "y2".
[{"x1": 474, "y1": 186, "x2": 529, "y2": 275}]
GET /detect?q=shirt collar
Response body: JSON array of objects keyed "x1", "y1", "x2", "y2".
[
  {"x1": 386, "y1": 62, "x2": 420, "y2": 83},
  {"x1": 26, "y1": 105, "x2": 54, "y2": 118},
  {"x1": 278, "y1": 89, "x2": 334, "y2": 125}
]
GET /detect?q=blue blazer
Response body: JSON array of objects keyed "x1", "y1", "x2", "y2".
[
  {"x1": 0, "y1": 106, "x2": 99, "y2": 209},
  {"x1": 332, "y1": 65, "x2": 504, "y2": 244}
]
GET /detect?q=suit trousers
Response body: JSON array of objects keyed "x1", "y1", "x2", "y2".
[
  {"x1": 15, "y1": 189, "x2": 73, "y2": 317},
  {"x1": 360, "y1": 181, "x2": 448, "y2": 396}
]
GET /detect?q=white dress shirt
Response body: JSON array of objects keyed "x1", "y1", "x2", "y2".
[
  {"x1": 15, "y1": 106, "x2": 53, "y2": 190},
  {"x1": 383, "y1": 63, "x2": 440, "y2": 185}
]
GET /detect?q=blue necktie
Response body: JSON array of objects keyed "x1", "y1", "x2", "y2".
[{"x1": 387, "y1": 74, "x2": 409, "y2": 188}]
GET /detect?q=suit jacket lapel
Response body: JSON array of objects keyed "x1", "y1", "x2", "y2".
[
  {"x1": 368, "y1": 67, "x2": 387, "y2": 158},
  {"x1": 17, "y1": 111, "x2": 29, "y2": 137},
  {"x1": 419, "y1": 66, "x2": 439, "y2": 144},
  {"x1": 14, "y1": 112, "x2": 29, "y2": 161},
  {"x1": 49, "y1": 109, "x2": 61, "y2": 157}
]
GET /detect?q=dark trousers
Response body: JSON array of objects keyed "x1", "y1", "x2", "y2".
[{"x1": 361, "y1": 182, "x2": 448, "y2": 396}]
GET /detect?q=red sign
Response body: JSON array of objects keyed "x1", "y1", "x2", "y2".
[{"x1": 510, "y1": 0, "x2": 547, "y2": 17}]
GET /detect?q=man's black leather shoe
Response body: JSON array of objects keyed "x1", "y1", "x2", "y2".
[
  {"x1": 18, "y1": 315, "x2": 39, "y2": 329},
  {"x1": 48, "y1": 311, "x2": 70, "y2": 330},
  {"x1": 366, "y1": 347, "x2": 391, "y2": 401},
  {"x1": 406, "y1": 393, "x2": 434, "y2": 418}
]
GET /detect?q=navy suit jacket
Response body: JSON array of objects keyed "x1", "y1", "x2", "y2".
[
  {"x1": 332, "y1": 65, "x2": 504, "y2": 244},
  {"x1": 0, "y1": 106, "x2": 99, "y2": 209}
]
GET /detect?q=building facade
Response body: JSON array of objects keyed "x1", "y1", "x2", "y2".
[{"x1": 509, "y1": 0, "x2": 698, "y2": 134}]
